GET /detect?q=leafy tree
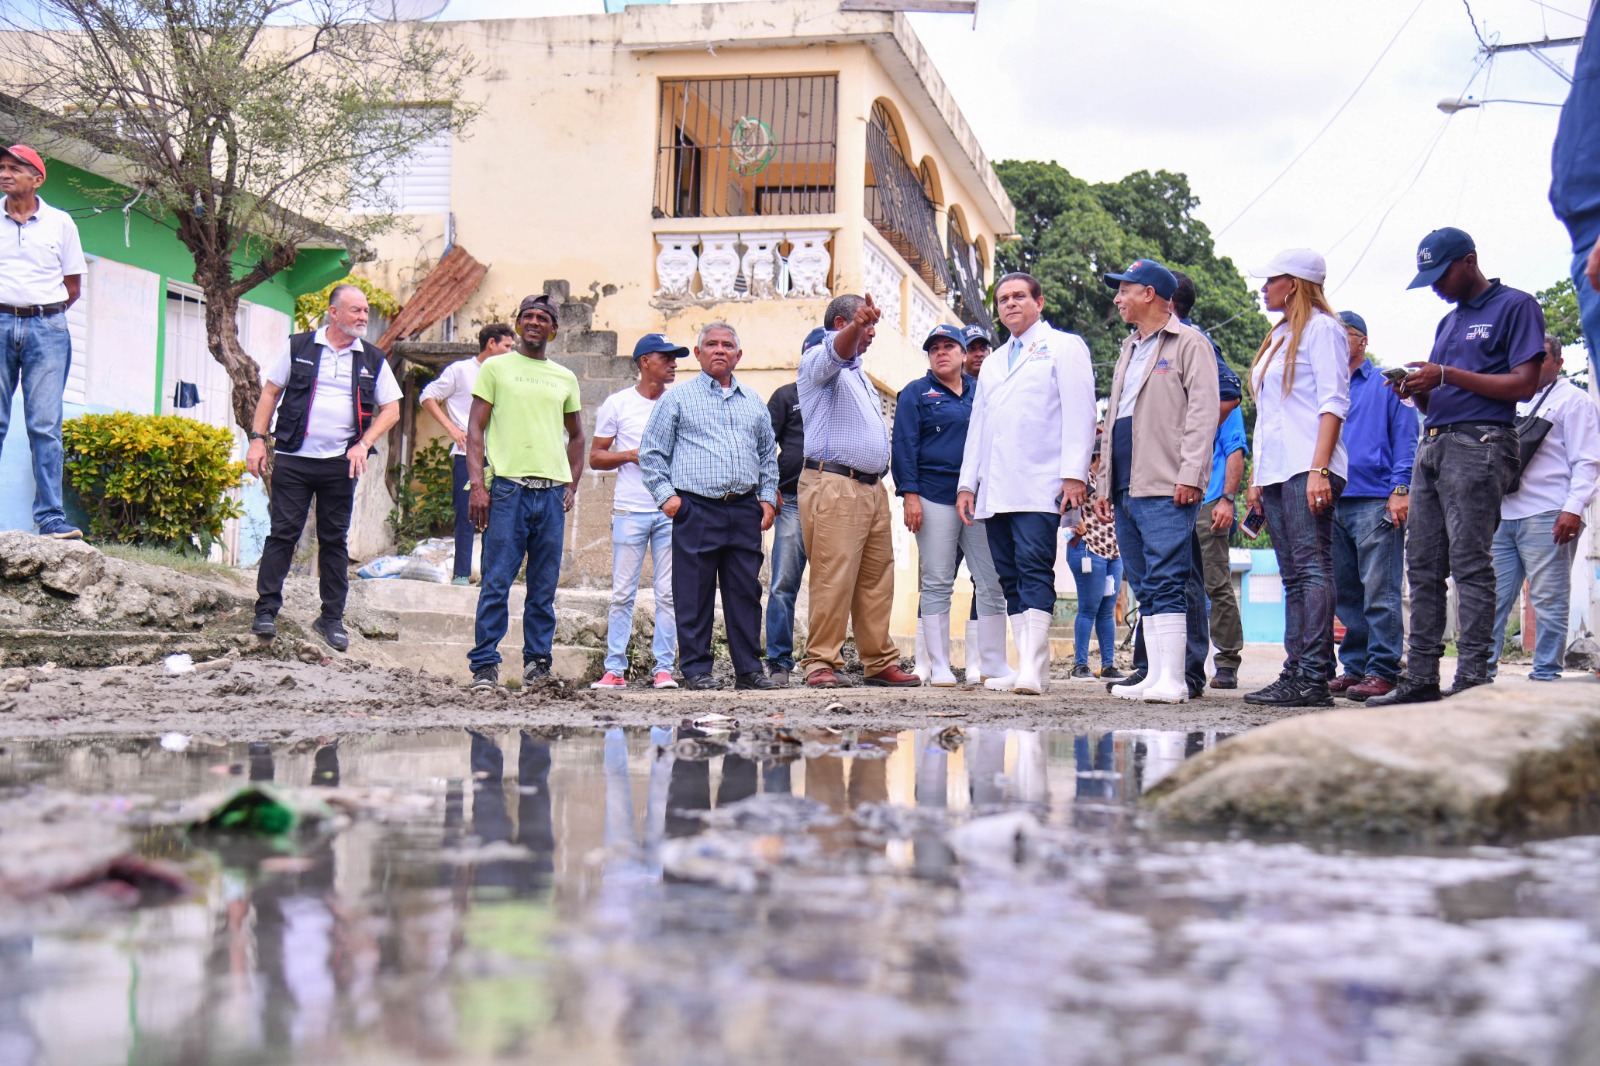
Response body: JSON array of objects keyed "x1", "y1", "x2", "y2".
[
  {"x1": 994, "y1": 161, "x2": 1269, "y2": 394},
  {"x1": 1, "y1": 0, "x2": 479, "y2": 453},
  {"x1": 1536, "y1": 277, "x2": 1585, "y2": 349}
]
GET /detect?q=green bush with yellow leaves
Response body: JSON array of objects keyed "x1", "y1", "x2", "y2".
[{"x1": 63, "y1": 412, "x2": 246, "y2": 554}]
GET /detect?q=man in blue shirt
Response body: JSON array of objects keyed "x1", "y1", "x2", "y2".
[
  {"x1": 1328, "y1": 312, "x2": 1418, "y2": 702},
  {"x1": 1195, "y1": 406, "x2": 1248, "y2": 689},
  {"x1": 1370, "y1": 229, "x2": 1546, "y2": 707},
  {"x1": 640, "y1": 321, "x2": 779, "y2": 692},
  {"x1": 1549, "y1": 14, "x2": 1600, "y2": 380}
]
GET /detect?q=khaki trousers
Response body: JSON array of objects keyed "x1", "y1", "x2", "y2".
[{"x1": 798, "y1": 467, "x2": 899, "y2": 675}]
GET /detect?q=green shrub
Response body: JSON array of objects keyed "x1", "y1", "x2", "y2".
[
  {"x1": 390, "y1": 437, "x2": 456, "y2": 552},
  {"x1": 63, "y1": 412, "x2": 245, "y2": 554}
]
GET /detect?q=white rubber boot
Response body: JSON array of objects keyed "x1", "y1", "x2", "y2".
[
  {"x1": 924, "y1": 614, "x2": 958, "y2": 687},
  {"x1": 964, "y1": 616, "x2": 984, "y2": 683},
  {"x1": 1012, "y1": 608, "x2": 1053, "y2": 695},
  {"x1": 912, "y1": 618, "x2": 931, "y2": 685},
  {"x1": 982, "y1": 614, "x2": 1021, "y2": 691},
  {"x1": 1141, "y1": 614, "x2": 1190, "y2": 703},
  {"x1": 1113, "y1": 618, "x2": 1160, "y2": 700}
]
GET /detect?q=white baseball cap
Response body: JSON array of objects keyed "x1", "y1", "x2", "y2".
[{"x1": 1250, "y1": 248, "x2": 1328, "y2": 286}]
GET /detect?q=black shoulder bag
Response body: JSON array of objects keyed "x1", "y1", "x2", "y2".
[{"x1": 1507, "y1": 381, "x2": 1558, "y2": 495}]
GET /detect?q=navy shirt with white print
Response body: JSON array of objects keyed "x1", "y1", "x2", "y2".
[
  {"x1": 890, "y1": 370, "x2": 977, "y2": 506},
  {"x1": 1423, "y1": 280, "x2": 1546, "y2": 429}
]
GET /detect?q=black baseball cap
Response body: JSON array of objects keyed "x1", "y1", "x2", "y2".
[
  {"x1": 1407, "y1": 228, "x2": 1475, "y2": 290},
  {"x1": 801, "y1": 326, "x2": 827, "y2": 355},
  {"x1": 632, "y1": 332, "x2": 688, "y2": 360}
]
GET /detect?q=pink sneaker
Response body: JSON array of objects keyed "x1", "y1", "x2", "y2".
[
  {"x1": 653, "y1": 671, "x2": 679, "y2": 689},
  {"x1": 589, "y1": 672, "x2": 626, "y2": 690}
]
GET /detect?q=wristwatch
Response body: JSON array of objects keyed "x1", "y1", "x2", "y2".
[
  {"x1": 1220, "y1": 492, "x2": 1236, "y2": 503},
  {"x1": 247, "y1": 431, "x2": 269, "y2": 442},
  {"x1": 1313, "y1": 466, "x2": 1332, "y2": 477},
  {"x1": 1392, "y1": 485, "x2": 1410, "y2": 496}
]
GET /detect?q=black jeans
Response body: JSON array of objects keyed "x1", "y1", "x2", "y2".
[
  {"x1": 671, "y1": 491, "x2": 764, "y2": 678},
  {"x1": 255, "y1": 453, "x2": 356, "y2": 620},
  {"x1": 1406, "y1": 426, "x2": 1518, "y2": 683},
  {"x1": 1261, "y1": 472, "x2": 1344, "y2": 683},
  {"x1": 451, "y1": 453, "x2": 474, "y2": 579}
]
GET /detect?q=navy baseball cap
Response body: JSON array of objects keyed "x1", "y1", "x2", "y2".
[
  {"x1": 1407, "y1": 227, "x2": 1475, "y2": 290},
  {"x1": 962, "y1": 324, "x2": 992, "y2": 348},
  {"x1": 923, "y1": 323, "x2": 967, "y2": 351},
  {"x1": 1337, "y1": 311, "x2": 1368, "y2": 336},
  {"x1": 632, "y1": 332, "x2": 688, "y2": 360},
  {"x1": 801, "y1": 326, "x2": 827, "y2": 355},
  {"x1": 1103, "y1": 258, "x2": 1177, "y2": 300}
]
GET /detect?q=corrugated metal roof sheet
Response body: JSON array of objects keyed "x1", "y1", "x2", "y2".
[{"x1": 377, "y1": 244, "x2": 487, "y2": 349}]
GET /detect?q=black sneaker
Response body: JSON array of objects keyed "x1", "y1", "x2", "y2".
[
  {"x1": 251, "y1": 612, "x2": 277, "y2": 638},
  {"x1": 1209, "y1": 667, "x2": 1238, "y2": 689},
  {"x1": 1445, "y1": 675, "x2": 1492, "y2": 698},
  {"x1": 1100, "y1": 666, "x2": 1127, "y2": 680},
  {"x1": 1069, "y1": 665, "x2": 1094, "y2": 680},
  {"x1": 1366, "y1": 676, "x2": 1442, "y2": 707},
  {"x1": 312, "y1": 616, "x2": 349, "y2": 652},
  {"x1": 767, "y1": 667, "x2": 791, "y2": 688},
  {"x1": 1243, "y1": 672, "x2": 1297, "y2": 705},
  {"x1": 1106, "y1": 672, "x2": 1144, "y2": 695},
  {"x1": 1293, "y1": 677, "x2": 1335, "y2": 708},
  {"x1": 1188, "y1": 680, "x2": 1206, "y2": 700},
  {"x1": 735, "y1": 671, "x2": 777, "y2": 690},
  {"x1": 523, "y1": 659, "x2": 554, "y2": 684},
  {"x1": 469, "y1": 665, "x2": 499, "y2": 691},
  {"x1": 683, "y1": 674, "x2": 719, "y2": 691}
]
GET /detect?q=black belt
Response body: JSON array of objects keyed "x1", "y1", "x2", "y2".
[
  {"x1": 1425, "y1": 421, "x2": 1511, "y2": 438},
  {"x1": 0, "y1": 302, "x2": 67, "y2": 318},
  {"x1": 804, "y1": 458, "x2": 883, "y2": 485},
  {"x1": 681, "y1": 489, "x2": 756, "y2": 503}
]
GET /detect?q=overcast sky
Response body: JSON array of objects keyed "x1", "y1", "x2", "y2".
[{"x1": 437, "y1": 0, "x2": 1590, "y2": 368}]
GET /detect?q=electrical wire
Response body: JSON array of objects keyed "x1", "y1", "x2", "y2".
[
  {"x1": 1216, "y1": 0, "x2": 1427, "y2": 238},
  {"x1": 1462, "y1": 0, "x2": 1493, "y2": 50}
]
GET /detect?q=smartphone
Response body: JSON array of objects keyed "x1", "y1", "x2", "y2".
[
  {"x1": 1240, "y1": 508, "x2": 1266, "y2": 538},
  {"x1": 1381, "y1": 366, "x2": 1409, "y2": 386}
]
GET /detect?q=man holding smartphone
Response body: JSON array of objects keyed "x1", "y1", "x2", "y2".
[
  {"x1": 1326, "y1": 311, "x2": 1418, "y2": 701},
  {"x1": 1369, "y1": 230, "x2": 1545, "y2": 706}
]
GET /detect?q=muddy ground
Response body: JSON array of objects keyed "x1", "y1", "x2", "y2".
[{"x1": 0, "y1": 651, "x2": 1298, "y2": 743}]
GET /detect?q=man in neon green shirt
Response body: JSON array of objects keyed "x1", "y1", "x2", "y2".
[{"x1": 465, "y1": 294, "x2": 585, "y2": 689}]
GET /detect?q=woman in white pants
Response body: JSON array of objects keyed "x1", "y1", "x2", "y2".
[{"x1": 892, "y1": 325, "x2": 1007, "y2": 685}]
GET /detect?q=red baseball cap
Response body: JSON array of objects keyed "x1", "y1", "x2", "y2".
[{"x1": 1, "y1": 145, "x2": 46, "y2": 181}]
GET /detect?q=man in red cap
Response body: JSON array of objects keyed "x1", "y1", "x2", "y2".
[{"x1": 0, "y1": 144, "x2": 87, "y2": 539}]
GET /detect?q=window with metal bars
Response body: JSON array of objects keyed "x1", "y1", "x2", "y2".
[
  {"x1": 947, "y1": 217, "x2": 992, "y2": 331},
  {"x1": 865, "y1": 102, "x2": 951, "y2": 293},
  {"x1": 654, "y1": 76, "x2": 838, "y2": 219}
]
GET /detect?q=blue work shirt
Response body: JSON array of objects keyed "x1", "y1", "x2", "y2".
[
  {"x1": 1181, "y1": 317, "x2": 1242, "y2": 405},
  {"x1": 1342, "y1": 359, "x2": 1420, "y2": 499},
  {"x1": 890, "y1": 371, "x2": 976, "y2": 506},
  {"x1": 1201, "y1": 407, "x2": 1249, "y2": 505},
  {"x1": 639, "y1": 373, "x2": 779, "y2": 506},
  {"x1": 1423, "y1": 280, "x2": 1546, "y2": 429},
  {"x1": 798, "y1": 331, "x2": 892, "y2": 474},
  {"x1": 1551, "y1": 17, "x2": 1600, "y2": 254}
]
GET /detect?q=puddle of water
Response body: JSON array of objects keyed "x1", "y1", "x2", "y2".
[{"x1": 0, "y1": 726, "x2": 1596, "y2": 1066}]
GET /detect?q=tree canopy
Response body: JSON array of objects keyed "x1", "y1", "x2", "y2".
[
  {"x1": 1536, "y1": 277, "x2": 1585, "y2": 350},
  {"x1": 993, "y1": 161, "x2": 1269, "y2": 393}
]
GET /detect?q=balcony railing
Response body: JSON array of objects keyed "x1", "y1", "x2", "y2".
[{"x1": 653, "y1": 229, "x2": 834, "y2": 304}]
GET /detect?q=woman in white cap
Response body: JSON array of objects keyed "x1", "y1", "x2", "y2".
[{"x1": 1243, "y1": 249, "x2": 1351, "y2": 708}]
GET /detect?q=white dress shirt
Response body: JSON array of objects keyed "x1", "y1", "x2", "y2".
[
  {"x1": 957, "y1": 318, "x2": 1097, "y2": 518},
  {"x1": 419, "y1": 356, "x2": 484, "y2": 456},
  {"x1": 1502, "y1": 377, "x2": 1600, "y2": 521},
  {"x1": 1250, "y1": 311, "x2": 1351, "y2": 486},
  {"x1": 262, "y1": 327, "x2": 402, "y2": 460},
  {"x1": 0, "y1": 196, "x2": 87, "y2": 306}
]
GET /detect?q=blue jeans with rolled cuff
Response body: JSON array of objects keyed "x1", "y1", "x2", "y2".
[
  {"x1": 1331, "y1": 496, "x2": 1405, "y2": 683},
  {"x1": 1067, "y1": 541, "x2": 1122, "y2": 669},
  {"x1": 1489, "y1": 509, "x2": 1577, "y2": 680}
]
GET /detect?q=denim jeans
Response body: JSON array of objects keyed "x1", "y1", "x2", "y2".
[
  {"x1": 986, "y1": 510, "x2": 1063, "y2": 615},
  {"x1": 1113, "y1": 493, "x2": 1197, "y2": 617},
  {"x1": 764, "y1": 496, "x2": 806, "y2": 671},
  {"x1": 1331, "y1": 496, "x2": 1405, "y2": 682},
  {"x1": 450, "y1": 454, "x2": 474, "y2": 579},
  {"x1": 1573, "y1": 247, "x2": 1600, "y2": 383},
  {"x1": 606, "y1": 509, "x2": 676, "y2": 677},
  {"x1": 0, "y1": 310, "x2": 72, "y2": 528},
  {"x1": 1407, "y1": 427, "x2": 1518, "y2": 683},
  {"x1": 470, "y1": 480, "x2": 565, "y2": 670},
  {"x1": 1489, "y1": 509, "x2": 1577, "y2": 680},
  {"x1": 1067, "y1": 542, "x2": 1121, "y2": 668},
  {"x1": 915, "y1": 499, "x2": 1006, "y2": 618},
  {"x1": 1260, "y1": 472, "x2": 1342, "y2": 682}
]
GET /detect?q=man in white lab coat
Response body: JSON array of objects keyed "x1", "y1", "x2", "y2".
[{"x1": 956, "y1": 272, "x2": 1097, "y2": 694}]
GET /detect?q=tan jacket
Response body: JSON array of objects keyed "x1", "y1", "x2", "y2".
[{"x1": 1102, "y1": 314, "x2": 1220, "y2": 498}]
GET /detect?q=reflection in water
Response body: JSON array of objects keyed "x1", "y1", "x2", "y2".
[{"x1": 0, "y1": 724, "x2": 1590, "y2": 1066}]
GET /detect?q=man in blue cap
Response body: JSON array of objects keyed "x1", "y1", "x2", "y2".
[
  {"x1": 962, "y1": 324, "x2": 993, "y2": 379},
  {"x1": 1369, "y1": 230, "x2": 1546, "y2": 706},
  {"x1": 1327, "y1": 311, "x2": 1417, "y2": 703},
  {"x1": 761, "y1": 326, "x2": 823, "y2": 686},
  {"x1": 587, "y1": 333, "x2": 690, "y2": 690},
  {"x1": 1095, "y1": 259, "x2": 1219, "y2": 704}
]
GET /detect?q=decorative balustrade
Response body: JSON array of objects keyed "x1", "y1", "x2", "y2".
[
  {"x1": 653, "y1": 229, "x2": 834, "y2": 304},
  {"x1": 861, "y1": 237, "x2": 903, "y2": 333}
]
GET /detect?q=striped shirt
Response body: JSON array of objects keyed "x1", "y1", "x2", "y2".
[
  {"x1": 640, "y1": 373, "x2": 779, "y2": 505},
  {"x1": 798, "y1": 330, "x2": 892, "y2": 474}
]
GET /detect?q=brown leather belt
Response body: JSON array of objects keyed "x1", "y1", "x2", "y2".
[
  {"x1": 804, "y1": 458, "x2": 883, "y2": 485},
  {"x1": 0, "y1": 302, "x2": 67, "y2": 318}
]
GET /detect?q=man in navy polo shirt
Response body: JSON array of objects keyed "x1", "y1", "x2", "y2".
[
  {"x1": 1328, "y1": 311, "x2": 1418, "y2": 702},
  {"x1": 1370, "y1": 229, "x2": 1546, "y2": 707}
]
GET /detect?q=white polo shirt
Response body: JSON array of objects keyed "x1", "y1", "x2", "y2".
[
  {"x1": 418, "y1": 355, "x2": 484, "y2": 457},
  {"x1": 262, "y1": 327, "x2": 402, "y2": 460},
  {"x1": 1502, "y1": 377, "x2": 1600, "y2": 522},
  {"x1": 0, "y1": 196, "x2": 87, "y2": 307}
]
